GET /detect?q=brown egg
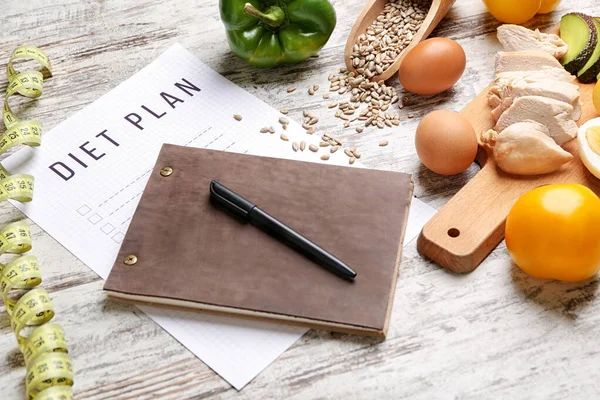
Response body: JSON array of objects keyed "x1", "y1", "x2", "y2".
[
  {"x1": 415, "y1": 110, "x2": 478, "y2": 175},
  {"x1": 399, "y1": 38, "x2": 466, "y2": 95}
]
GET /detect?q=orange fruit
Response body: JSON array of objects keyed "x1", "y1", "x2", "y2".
[
  {"x1": 506, "y1": 184, "x2": 600, "y2": 282},
  {"x1": 537, "y1": 0, "x2": 562, "y2": 14},
  {"x1": 594, "y1": 80, "x2": 600, "y2": 116},
  {"x1": 482, "y1": 0, "x2": 542, "y2": 24}
]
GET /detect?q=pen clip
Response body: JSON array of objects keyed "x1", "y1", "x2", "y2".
[{"x1": 209, "y1": 180, "x2": 252, "y2": 220}]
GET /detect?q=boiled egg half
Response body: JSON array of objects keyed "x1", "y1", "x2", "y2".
[{"x1": 579, "y1": 117, "x2": 600, "y2": 179}]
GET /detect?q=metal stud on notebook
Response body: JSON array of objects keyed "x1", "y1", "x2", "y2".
[
  {"x1": 160, "y1": 167, "x2": 173, "y2": 177},
  {"x1": 123, "y1": 255, "x2": 138, "y2": 265}
]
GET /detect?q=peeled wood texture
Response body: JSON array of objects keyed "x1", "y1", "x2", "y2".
[
  {"x1": 344, "y1": 0, "x2": 457, "y2": 81},
  {"x1": 418, "y1": 25, "x2": 600, "y2": 273},
  {"x1": 3, "y1": 0, "x2": 600, "y2": 399}
]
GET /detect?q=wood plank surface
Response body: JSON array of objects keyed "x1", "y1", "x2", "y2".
[{"x1": 2, "y1": 0, "x2": 600, "y2": 399}]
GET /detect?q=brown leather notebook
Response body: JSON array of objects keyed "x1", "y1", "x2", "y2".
[{"x1": 104, "y1": 144, "x2": 413, "y2": 338}]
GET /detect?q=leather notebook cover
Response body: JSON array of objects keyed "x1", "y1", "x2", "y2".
[{"x1": 104, "y1": 144, "x2": 414, "y2": 337}]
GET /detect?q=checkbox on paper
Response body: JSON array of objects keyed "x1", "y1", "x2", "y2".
[
  {"x1": 88, "y1": 214, "x2": 102, "y2": 224},
  {"x1": 77, "y1": 205, "x2": 91, "y2": 216},
  {"x1": 101, "y1": 223, "x2": 115, "y2": 234},
  {"x1": 112, "y1": 232, "x2": 125, "y2": 243}
]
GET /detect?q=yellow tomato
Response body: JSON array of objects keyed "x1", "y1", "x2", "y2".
[
  {"x1": 594, "y1": 80, "x2": 600, "y2": 116},
  {"x1": 483, "y1": 0, "x2": 541, "y2": 24},
  {"x1": 537, "y1": 0, "x2": 561, "y2": 14},
  {"x1": 505, "y1": 184, "x2": 600, "y2": 282}
]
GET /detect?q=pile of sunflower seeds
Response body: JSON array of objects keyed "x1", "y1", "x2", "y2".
[
  {"x1": 350, "y1": 0, "x2": 430, "y2": 79},
  {"x1": 328, "y1": 68, "x2": 401, "y2": 129}
]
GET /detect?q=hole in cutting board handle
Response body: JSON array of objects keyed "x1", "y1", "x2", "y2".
[{"x1": 447, "y1": 228, "x2": 460, "y2": 238}]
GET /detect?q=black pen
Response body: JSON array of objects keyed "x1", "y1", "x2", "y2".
[{"x1": 209, "y1": 180, "x2": 357, "y2": 281}]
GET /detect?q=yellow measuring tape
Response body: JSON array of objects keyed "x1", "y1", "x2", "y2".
[{"x1": 0, "y1": 46, "x2": 74, "y2": 399}]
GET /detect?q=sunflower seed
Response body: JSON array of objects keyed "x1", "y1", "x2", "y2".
[
  {"x1": 292, "y1": 142, "x2": 299, "y2": 152},
  {"x1": 349, "y1": 156, "x2": 356, "y2": 165},
  {"x1": 287, "y1": 87, "x2": 297, "y2": 93},
  {"x1": 280, "y1": 109, "x2": 289, "y2": 114},
  {"x1": 379, "y1": 139, "x2": 389, "y2": 146},
  {"x1": 279, "y1": 117, "x2": 289, "y2": 125},
  {"x1": 282, "y1": 124, "x2": 288, "y2": 130},
  {"x1": 344, "y1": 149, "x2": 354, "y2": 157},
  {"x1": 280, "y1": 134, "x2": 289, "y2": 141},
  {"x1": 233, "y1": 114, "x2": 242, "y2": 121},
  {"x1": 300, "y1": 141, "x2": 306, "y2": 151},
  {"x1": 352, "y1": 151, "x2": 361, "y2": 159},
  {"x1": 319, "y1": 141, "x2": 330, "y2": 147},
  {"x1": 309, "y1": 144, "x2": 319, "y2": 152},
  {"x1": 321, "y1": 154, "x2": 330, "y2": 161},
  {"x1": 356, "y1": 127, "x2": 364, "y2": 133},
  {"x1": 269, "y1": 126, "x2": 275, "y2": 134},
  {"x1": 307, "y1": 127, "x2": 316, "y2": 134},
  {"x1": 330, "y1": 145, "x2": 339, "y2": 153},
  {"x1": 260, "y1": 127, "x2": 270, "y2": 133}
]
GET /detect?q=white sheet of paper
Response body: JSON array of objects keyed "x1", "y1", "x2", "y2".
[{"x1": 3, "y1": 43, "x2": 436, "y2": 389}]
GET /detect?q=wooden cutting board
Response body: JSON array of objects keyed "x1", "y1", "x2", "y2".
[{"x1": 417, "y1": 26, "x2": 600, "y2": 273}]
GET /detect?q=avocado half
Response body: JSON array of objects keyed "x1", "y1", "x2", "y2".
[
  {"x1": 578, "y1": 17, "x2": 600, "y2": 83},
  {"x1": 560, "y1": 13, "x2": 598, "y2": 75}
]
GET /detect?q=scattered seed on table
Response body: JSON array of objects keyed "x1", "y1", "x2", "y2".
[
  {"x1": 307, "y1": 127, "x2": 315, "y2": 134},
  {"x1": 308, "y1": 87, "x2": 315, "y2": 95},
  {"x1": 287, "y1": 87, "x2": 296, "y2": 93},
  {"x1": 321, "y1": 154, "x2": 330, "y2": 161},
  {"x1": 309, "y1": 117, "x2": 318, "y2": 125},
  {"x1": 391, "y1": 120, "x2": 400, "y2": 126},
  {"x1": 279, "y1": 117, "x2": 289, "y2": 125},
  {"x1": 292, "y1": 142, "x2": 299, "y2": 152},
  {"x1": 233, "y1": 114, "x2": 242, "y2": 121},
  {"x1": 335, "y1": 138, "x2": 343, "y2": 145},
  {"x1": 309, "y1": 144, "x2": 318, "y2": 152},
  {"x1": 344, "y1": 149, "x2": 353, "y2": 157},
  {"x1": 344, "y1": 121, "x2": 350, "y2": 128},
  {"x1": 300, "y1": 141, "x2": 306, "y2": 151},
  {"x1": 269, "y1": 126, "x2": 275, "y2": 133},
  {"x1": 349, "y1": 156, "x2": 356, "y2": 165},
  {"x1": 280, "y1": 109, "x2": 289, "y2": 114},
  {"x1": 408, "y1": 114, "x2": 415, "y2": 119},
  {"x1": 313, "y1": 84, "x2": 319, "y2": 92},
  {"x1": 352, "y1": 151, "x2": 361, "y2": 159},
  {"x1": 323, "y1": 93, "x2": 330, "y2": 99},
  {"x1": 282, "y1": 124, "x2": 288, "y2": 130},
  {"x1": 319, "y1": 141, "x2": 330, "y2": 147},
  {"x1": 356, "y1": 127, "x2": 364, "y2": 133},
  {"x1": 260, "y1": 127, "x2": 270, "y2": 133},
  {"x1": 330, "y1": 145, "x2": 339, "y2": 153},
  {"x1": 379, "y1": 140, "x2": 389, "y2": 146},
  {"x1": 328, "y1": 102, "x2": 338, "y2": 108},
  {"x1": 280, "y1": 134, "x2": 289, "y2": 141},
  {"x1": 302, "y1": 122, "x2": 310, "y2": 130}
]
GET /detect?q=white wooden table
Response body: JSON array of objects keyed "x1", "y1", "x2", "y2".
[{"x1": 2, "y1": 0, "x2": 600, "y2": 398}]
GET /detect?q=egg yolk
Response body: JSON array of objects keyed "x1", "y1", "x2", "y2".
[{"x1": 586, "y1": 126, "x2": 600, "y2": 155}]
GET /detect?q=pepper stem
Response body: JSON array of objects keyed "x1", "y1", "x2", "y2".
[{"x1": 243, "y1": 3, "x2": 285, "y2": 28}]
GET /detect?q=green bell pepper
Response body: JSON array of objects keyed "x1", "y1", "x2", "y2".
[{"x1": 219, "y1": 0, "x2": 337, "y2": 68}]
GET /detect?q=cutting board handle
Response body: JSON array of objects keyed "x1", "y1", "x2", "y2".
[{"x1": 417, "y1": 163, "x2": 523, "y2": 273}]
